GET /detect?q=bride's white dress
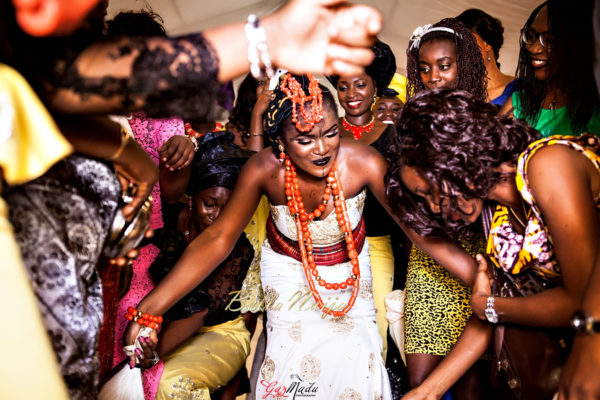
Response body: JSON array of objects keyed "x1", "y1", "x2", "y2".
[{"x1": 256, "y1": 190, "x2": 392, "y2": 400}]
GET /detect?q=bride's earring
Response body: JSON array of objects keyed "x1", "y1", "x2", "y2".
[{"x1": 278, "y1": 143, "x2": 286, "y2": 163}]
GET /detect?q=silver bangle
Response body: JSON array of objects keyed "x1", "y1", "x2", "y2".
[{"x1": 245, "y1": 14, "x2": 274, "y2": 79}]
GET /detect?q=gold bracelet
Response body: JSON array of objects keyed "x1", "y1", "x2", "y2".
[
  {"x1": 251, "y1": 132, "x2": 264, "y2": 136},
  {"x1": 109, "y1": 127, "x2": 130, "y2": 161}
]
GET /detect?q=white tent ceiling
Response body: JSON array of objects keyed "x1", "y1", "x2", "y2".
[{"x1": 107, "y1": 0, "x2": 543, "y2": 77}]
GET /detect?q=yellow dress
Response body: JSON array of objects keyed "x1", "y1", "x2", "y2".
[
  {"x1": 0, "y1": 64, "x2": 71, "y2": 399},
  {"x1": 404, "y1": 237, "x2": 485, "y2": 356},
  {"x1": 156, "y1": 316, "x2": 251, "y2": 400}
]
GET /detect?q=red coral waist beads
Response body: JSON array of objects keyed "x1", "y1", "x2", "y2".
[{"x1": 283, "y1": 155, "x2": 360, "y2": 317}]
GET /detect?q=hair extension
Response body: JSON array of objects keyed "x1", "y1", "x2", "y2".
[
  {"x1": 547, "y1": 0, "x2": 599, "y2": 132},
  {"x1": 406, "y1": 18, "x2": 487, "y2": 101},
  {"x1": 385, "y1": 89, "x2": 540, "y2": 238}
]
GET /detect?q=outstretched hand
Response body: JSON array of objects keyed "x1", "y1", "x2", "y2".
[
  {"x1": 470, "y1": 254, "x2": 493, "y2": 320},
  {"x1": 266, "y1": 0, "x2": 382, "y2": 76}
]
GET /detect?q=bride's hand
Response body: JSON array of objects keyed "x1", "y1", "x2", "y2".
[
  {"x1": 124, "y1": 321, "x2": 142, "y2": 368},
  {"x1": 135, "y1": 332, "x2": 159, "y2": 369},
  {"x1": 266, "y1": 0, "x2": 382, "y2": 76}
]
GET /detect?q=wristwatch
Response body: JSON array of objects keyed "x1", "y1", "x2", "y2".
[
  {"x1": 571, "y1": 310, "x2": 600, "y2": 334},
  {"x1": 484, "y1": 296, "x2": 499, "y2": 324}
]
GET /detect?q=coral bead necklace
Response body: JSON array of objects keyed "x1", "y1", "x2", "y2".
[{"x1": 283, "y1": 154, "x2": 360, "y2": 317}]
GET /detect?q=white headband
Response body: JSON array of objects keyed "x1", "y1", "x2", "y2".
[{"x1": 409, "y1": 24, "x2": 461, "y2": 51}]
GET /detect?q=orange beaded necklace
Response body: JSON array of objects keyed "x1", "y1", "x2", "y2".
[{"x1": 283, "y1": 155, "x2": 360, "y2": 317}]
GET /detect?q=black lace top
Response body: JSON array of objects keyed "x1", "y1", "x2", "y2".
[
  {"x1": 52, "y1": 34, "x2": 220, "y2": 120},
  {"x1": 149, "y1": 229, "x2": 254, "y2": 326}
]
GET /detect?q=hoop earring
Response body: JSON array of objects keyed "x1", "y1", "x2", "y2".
[{"x1": 278, "y1": 143, "x2": 286, "y2": 163}]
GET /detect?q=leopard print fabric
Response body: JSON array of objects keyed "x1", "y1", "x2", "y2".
[{"x1": 404, "y1": 237, "x2": 485, "y2": 356}]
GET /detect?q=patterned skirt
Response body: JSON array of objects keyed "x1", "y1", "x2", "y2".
[{"x1": 404, "y1": 237, "x2": 485, "y2": 356}]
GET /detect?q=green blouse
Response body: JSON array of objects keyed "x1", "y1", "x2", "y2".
[{"x1": 513, "y1": 91, "x2": 600, "y2": 137}]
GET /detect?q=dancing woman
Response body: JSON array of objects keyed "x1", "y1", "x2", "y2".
[{"x1": 125, "y1": 74, "x2": 393, "y2": 398}]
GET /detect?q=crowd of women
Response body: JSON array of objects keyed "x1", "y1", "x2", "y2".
[{"x1": 1, "y1": 0, "x2": 599, "y2": 399}]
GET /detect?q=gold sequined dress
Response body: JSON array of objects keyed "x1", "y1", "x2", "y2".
[{"x1": 257, "y1": 190, "x2": 392, "y2": 400}]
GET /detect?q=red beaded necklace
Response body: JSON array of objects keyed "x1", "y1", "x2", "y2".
[
  {"x1": 282, "y1": 154, "x2": 360, "y2": 317},
  {"x1": 185, "y1": 122, "x2": 223, "y2": 138},
  {"x1": 341, "y1": 116, "x2": 375, "y2": 140}
]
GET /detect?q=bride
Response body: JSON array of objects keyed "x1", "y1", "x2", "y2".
[{"x1": 124, "y1": 74, "x2": 477, "y2": 398}]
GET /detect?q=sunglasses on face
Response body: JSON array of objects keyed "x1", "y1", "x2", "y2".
[{"x1": 521, "y1": 26, "x2": 553, "y2": 49}]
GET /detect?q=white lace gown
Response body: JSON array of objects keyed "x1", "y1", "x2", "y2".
[{"x1": 256, "y1": 190, "x2": 392, "y2": 400}]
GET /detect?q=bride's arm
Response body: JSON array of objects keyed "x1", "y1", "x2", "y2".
[
  {"x1": 133, "y1": 154, "x2": 267, "y2": 318},
  {"x1": 360, "y1": 147, "x2": 479, "y2": 286}
]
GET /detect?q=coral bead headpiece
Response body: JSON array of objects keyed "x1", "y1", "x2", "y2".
[{"x1": 280, "y1": 73, "x2": 323, "y2": 132}]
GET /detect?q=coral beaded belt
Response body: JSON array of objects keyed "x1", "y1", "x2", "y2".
[{"x1": 266, "y1": 215, "x2": 366, "y2": 266}]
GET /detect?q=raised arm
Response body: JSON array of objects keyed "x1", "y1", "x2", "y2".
[
  {"x1": 49, "y1": 0, "x2": 381, "y2": 118},
  {"x1": 360, "y1": 146, "x2": 479, "y2": 286}
]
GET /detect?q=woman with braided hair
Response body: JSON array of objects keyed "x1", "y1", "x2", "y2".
[{"x1": 406, "y1": 18, "x2": 487, "y2": 101}]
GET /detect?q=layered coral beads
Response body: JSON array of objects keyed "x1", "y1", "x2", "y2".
[{"x1": 284, "y1": 155, "x2": 360, "y2": 317}]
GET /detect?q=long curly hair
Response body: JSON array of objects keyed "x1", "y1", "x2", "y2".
[
  {"x1": 517, "y1": 1, "x2": 600, "y2": 133},
  {"x1": 456, "y1": 9, "x2": 505, "y2": 69},
  {"x1": 385, "y1": 89, "x2": 540, "y2": 238},
  {"x1": 406, "y1": 18, "x2": 487, "y2": 101},
  {"x1": 264, "y1": 74, "x2": 337, "y2": 155}
]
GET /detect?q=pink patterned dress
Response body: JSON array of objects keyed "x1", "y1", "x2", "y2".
[{"x1": 112, "y1": 112, "x2": 185, "y2": 400}]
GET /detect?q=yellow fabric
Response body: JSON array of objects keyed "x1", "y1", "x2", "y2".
[
  {"x1": 156, "y1": 316, "x2": 251, "y2": 400},
  {"x1": 388, "y1": 73, "x2": 407, "y2": 103},
  {"x1": 0, "y1": 198, "x2": 68, "y2": 399},
  {"x1": 0, "y1": 64, "x2": 72, "y2": 185},
  {"x1": 239, "y1": 196, "x2": 269, "y2": 313},
  {"x1": 368, "y1": 235, "x2": 395, "y2": 361}
]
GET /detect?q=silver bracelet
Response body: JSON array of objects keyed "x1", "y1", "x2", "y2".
[
  {"x1": 245, "y1": 14, "x2": 274, "y2": 79},
  {"x1": 149, "y1": 351, "x2": 160, "y2": 366}
]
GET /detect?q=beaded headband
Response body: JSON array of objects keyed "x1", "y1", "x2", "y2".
[
  {"x1": 409, "y1": 24, "x2": 462, "y2": 51},
  {"x1": 280, "y1": 73, "x2": 323, "y2": 132}
]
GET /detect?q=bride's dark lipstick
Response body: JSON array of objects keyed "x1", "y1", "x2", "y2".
[{"x1": 313, "y1": 157, "x2": 330, "y2": 166}]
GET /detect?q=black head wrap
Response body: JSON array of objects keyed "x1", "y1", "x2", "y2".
[
  {"x1": 185, "y1": 131, "x2": 252, "y2": 195},
  {"x1": 379, "y1": 87, "x2": 400, "y2": 98},
  {"x1": 327, "y1": 39, "x2": 397, "y2": 94}
]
